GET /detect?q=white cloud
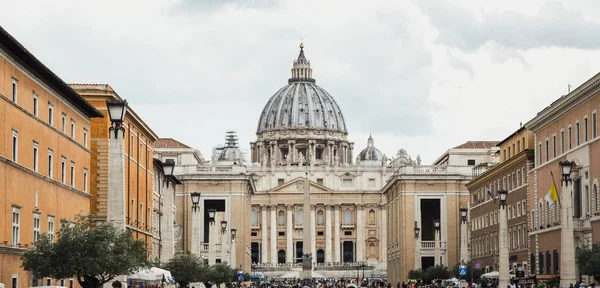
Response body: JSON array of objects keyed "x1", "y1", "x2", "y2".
[{"x1": 2, "y1": 0, "x2": 600, "y2": 164}]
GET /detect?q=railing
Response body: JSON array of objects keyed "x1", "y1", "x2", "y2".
[
  {"x1": 420, "y1": 241, "x2": 447, "y2": 249},
  {"x1": 341, "y1": 223, "x2": 356, "y2": 229},
  {"x1": 573, "y1": 218, "x2": 591, "y2": 231},
  {"x1": 198, "y1": 243, "x2": 223, "y2": 252}
]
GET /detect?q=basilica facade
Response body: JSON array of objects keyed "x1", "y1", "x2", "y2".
[{"x1": 155, "y1": 44, "x2": 499, "y2": 279}]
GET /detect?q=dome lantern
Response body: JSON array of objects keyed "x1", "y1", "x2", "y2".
[{"x1": 289, "y1": 42, "x2": 314, "y2": 83}]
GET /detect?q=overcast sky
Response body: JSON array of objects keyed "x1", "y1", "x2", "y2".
[{"x1": 3, "y1": 0, "x2": 600, "y2": 164}]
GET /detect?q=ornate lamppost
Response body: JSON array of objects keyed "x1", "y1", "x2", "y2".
[
  {"x1": 434, "y1": 219, "x2": 441, "y2": 266},
  {"x1": 498, "y1": 190, "x2": 509, "y2": 288},
  {"x1": 190, "y1": 192, "x2": 201, "y2": 256},
  {"x1": 459, "y1": 207, "x2": 469, "y2": 263},
  {"x1": 106, "y1": 99, "x2": 128, "y2": 230},
  {"x1": 559, "y1": 160, "x2": 576, "y2": 288},
  {"x1": 414, "y1": 221, "x2": 421, "y2": 269}
]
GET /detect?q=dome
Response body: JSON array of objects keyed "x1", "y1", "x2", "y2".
[
  {"x1": 217, "y1": 132, "x2": 244, "y2": 163},
  {"x1": 256, "y1": 44, "x2": 347, "y2": 135},
  {"x1": 357, "y1": 134, "x2": 384, "y2": 165}
]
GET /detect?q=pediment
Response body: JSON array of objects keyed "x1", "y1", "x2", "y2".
[{"x1": 268, "y1": 177, "x2": 331, "y2": 193}]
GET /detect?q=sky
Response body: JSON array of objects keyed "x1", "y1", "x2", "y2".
[{"x1": 3, "y1": 0, "x2": 600, "y2": 164}]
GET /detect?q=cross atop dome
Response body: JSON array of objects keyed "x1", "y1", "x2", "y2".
[{"x1": 289, "y1": 42, "x2": 315, "y2": 83}]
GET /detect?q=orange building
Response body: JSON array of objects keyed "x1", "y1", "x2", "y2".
[
  {"x1": 0, "y1": 26, "x2": 103, "y2": 287},
  {"x1": 69, "y1": 84, "x2": 158, "y2": 249}
]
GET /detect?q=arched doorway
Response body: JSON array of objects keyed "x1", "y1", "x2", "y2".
[
  {"x1": 278, "y1": 250, "x2": 286, "y2": 264},
  {"x1": 316, "y1": 249, "x2": 325, "y2": 264}
]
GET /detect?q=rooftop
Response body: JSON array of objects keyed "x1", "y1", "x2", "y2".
[
  {"x1": 156, "y1": 138, "x2": 192, "y2": 149},
  {"x1": 452, "y1": 141, "x2": 498, "y2": 149}
]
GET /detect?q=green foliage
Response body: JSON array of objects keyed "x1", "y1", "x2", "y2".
[
  {"x1": 22, "y1": 216, "x2": 148, "y2": 288},
  {"x1": 450, "y1": 261, "x2": 482, "y2": 281},
  {"x1": 407, "y1": 269, "x2": 426, "y2": 280},
  {"x1": 576, "y1": 244, "x2": 600, "y2": 278},
  {"x1": 164, "y1": 252, "x2": 206, "y2": 288},
  {"x1": 425, "y1": 265, "x2": 450, "y2": 282}
]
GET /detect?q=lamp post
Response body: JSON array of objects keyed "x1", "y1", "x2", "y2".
[
  {"x1": 106, "y1": 99, "x2": 128, "y2": 230},
  {"x1": 190, "y1": 192, "x2": 201, "y2": 256},
  {"x1": 434, "y1": 219, "x2": 441, "y2": 266},
  {"x1": 162, "y1": 159, "x2": 175, "y2": 187},
  {"x1": 498, "y1": 190, "x2": 509, "y2": 288},
  {"x1": 207, "y1": 209, "x2": 216, "y2": 224},
  {"x1": 559, "y1": 160, "x2": 576, "y2": 288},
  {"x1": 459, "y1": 207, "x2": 469, "y2": 264},
  {"x1": 414, "y1": 221, "x2": 421, "y2": 269},
  {"x1": 221, "y1": 220, "x2": 228, "y2": 234}
]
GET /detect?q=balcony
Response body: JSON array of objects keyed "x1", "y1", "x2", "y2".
[
  {"x1": 420, "y1": 241, "x2": 447, "y2": 249},
  {"x1": 573, "y1": 218, "x2": 592, "y2": 233},
  {"x1": 341, "y1": 223, "x2": 355, "y2": 229},
  {"x1": 251, "y1": 223, "x2": 261, "y2": 230}
]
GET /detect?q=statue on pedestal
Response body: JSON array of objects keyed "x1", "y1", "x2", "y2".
[
  {"x1": 417, "y1": 155, "x2": 422, "y2": 166},
  {"x1": 334, "y1": 154, "x2": 340, "y2": 166},
  {"x1": 270, "y1": 153, "x2": 276, "y2": 167},
  {"x1": 285, "y1": 153, "x2": 291, "y2": 166},
  {"x1": 298, "y1": 152, "x2": 304, "y2": 168}
]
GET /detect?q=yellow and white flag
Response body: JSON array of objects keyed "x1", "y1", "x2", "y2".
[{"x1": 544, "y1": 182, "x2": 559, "y2": 206}]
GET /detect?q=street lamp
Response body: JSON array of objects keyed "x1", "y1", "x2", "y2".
[
  {"x1": 106, "y1": 99, "x2": 128, "y2": 138},
  {"x1": 190, "y1": 192, "x2": 201, "y2": 212},
  {"x1": 414, "y1": 221, "x2": 420, "y2": 239},
  {"x1": 163, "y1": 159, "x2": 175, "y2": 187},
  {"x1": 221, "y1": 220, "x2": 228, "y2": 234},
  {"x1": 498, "y1": 190, "x2": 508, "y2": 207},
  {"x1": 460, "y1": 207, "x2": 468, "y2": 223},
  {"x1": 207, "y1": 209, "x2": 216, "y2": 224},
  {"x1": 433, "y1": 219, "x2": 441, "y2": 266},
  {"x1": 433, "y1": 219, "x2": 440, "y2": 231},
  {"x1": 498, "y1": 189, "x2": 509, "y2": 288},
  {"x1": 559, "y1": 160, "x2": 575, "y2": 186},
  {"x1": 231, "y1": 228, "x2": 237, "y2": 241}
]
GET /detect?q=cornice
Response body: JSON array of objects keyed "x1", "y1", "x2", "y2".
[{"x1": 526, "y1": 72, "x2": 600, "y2": 131}]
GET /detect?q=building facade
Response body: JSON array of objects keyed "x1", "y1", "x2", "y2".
[
  {"x1": 525, "y1": 72, "x2": 600, "y2": 281},
  {"x1": 383, "y1": 141, "x2": 499, "y2": 284},
  {"x1": 466, "y1": 128, "x2": 534, "y2": 274},
  {"x1": 0, "y1": 26, "x2": 103, "y2": 288},
  {"x1": 69, "y1": 84, "x2": 159, "y2": 249}
]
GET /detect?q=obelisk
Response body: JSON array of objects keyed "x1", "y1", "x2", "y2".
[{"x1": 301, "y1": 170, "x2": 312, "y2": 279}]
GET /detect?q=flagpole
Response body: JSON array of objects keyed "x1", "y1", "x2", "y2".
[{"x1": 550, "y1": 171, "x2": 561, "y2": 206}]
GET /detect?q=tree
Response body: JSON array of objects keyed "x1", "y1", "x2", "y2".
[
  {"x1": 163, "y1": 252, "x2": 206, "y2": 288},
  {"x1": 209, "y1": 262, "x2": 236, "y2": 287},
  {"x1": 425, "y1": 265, "x2": 450, "y2": 282},
  {"x1": 450, "y1": 261, "x2": 482, "y2": 282},
  {"x1": 408, "y1": 269, "x2": 426, "y2": 281},
  {"x1": 22, "y1": 216, "x2": 148, "y2": 288},
  {"x1": 576, "y1": 244, "x2": 600, "y2": 282}
]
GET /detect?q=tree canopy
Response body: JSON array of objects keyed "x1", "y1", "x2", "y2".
[
  {"x1": 162, "y1": 253, "x2": 238, "y2": 288},
  {"x1": 407, "y1": 265, "x2": 451, "y2": 283},
  {"x1": 450, "y1": 261, "x2": 482, "y2": 282},
  {"x1": 22, "y1": 217, "x2": 148, "y2": 288},
  {"x1": 576, "y1": 244, "x2": 600, "y2": 281}
]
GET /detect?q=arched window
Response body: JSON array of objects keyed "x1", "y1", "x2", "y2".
[
  {"x1": 251, "y1": 210, "x2": 258, "y2": 226},
  {"x1": 594, "y1": 183, "x2": 599, "y2": 214},
  {"x1": 343, "y1": 209, "x2": 352, "y2": 224},
  {"x1": 278, "y1": 210, "x2": 285, "y2": 226},
  {"x1": 538, "y1": 203, "x2": 543, "y2": 227},
  {"x1": 546, "y1": 202, "x2": 550, "y2": 226},
  {"x1": 369, "y1": 243, "x2": 376, "y2": 258},
  {"x1": 296, "y1": 209, "x2": 303, "y2": 224},
  {"x1": 317, "y1": 210, "x2": 324, "y2": 225},
  {"x1": 368, "y1": 210, "x2": 376, "y2": 224}
]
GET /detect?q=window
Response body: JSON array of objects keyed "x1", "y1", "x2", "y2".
[
  {"x1": 83, "y1": 168, "x2": 88, "y2": 192},
  {"x1": 61, "y1": 157, "x2": 66, "y2": 184},
  {"x1": 61, "y1": 113, "x2": 67, "y2": 133},
  {"x1": 343, "y1": 209, "x2": 352, "y2": 224},
  {"x1": 317, "y1": 231, "x2": 324, "y2": 236},
  {"x1": 12, "y1": 207, "x2": 20, "y2": 247},
  {"x1": 560, "y1": 130, "x2": 565, "y2": 154},
  {"x1": 545, "y1": 139, "x2": 549, "y2": 162},
  {"x1": 585, "y1": 117, "x2": 588, "y2": 142},
  {"x1": 33, "y1": 93, "x2": 38, "y2": 116},
  {"x1": 46, "y1": 279, "x2": 51, "y2": 286},
  {"x1": 12, "y1": 78, "x2": 18, "y2": 102},
  {"x1": 517, "y1": 202, "x2": 521, "y2": 217},
  {"x1": 278, "y1": 211, "x2": 285, "y2": 226},
  {"x1": 277, "y1": 179, "x2": 284, "y2": 185},
  {"x1": 278, "y1": 231, "x2": 285, "y2": 236},
  {"x1": 317, "y1": 210, "x2": 324, "y2": 225},
  {"x1": 70, "y1": 161, "x2": 75, "y2": 187},
  {"x1": 468, "y1": 159, "x2": 476, "y2": 165},
  {"x1": 538, "y1": 143, "x2": 542, "y2": 165},
  {"x1": 48, "y1": 103, "x2": 54, "y2": 125},
  {"x1": 33, "y1": 142, "x2": 39, "y2": 172},
  {"x1": 296, "y1": 209, "x2": 304, "y2": 224},
  {"x1": 368, "y1": 178, "x2": 375, "y2": 187},
  {"x1": 48, "y1": 150, "x2": 53, "y2": 178},
  {"x1": 70, "y1": 119, "x2": 75, "y2": 139},
  {"x1": 33, "y1": 213, "x2": 40, "y2": 242},
  {"x1": 12, "y1": 130, "x2": 18, "y2": 162},
  {"x1": 344, "y1": 231, "x2": 352, "y2": 236},
  {"x1": 576, "y1": 122, "x2": 580, "y2": 146},
  {"x1": 552, "y1": 135, "x2": 556, "y2": 158},
  {"x1": 83, "y1": 128, "x2": 88, "y2": 148},
  {"x1": 12, "y1": 275, "x2": 18, "y2": 288},
  {"x1": 48, "y1": 216, "x2": 55, "y2": 242},
  {"x1": 593, "y1": 112, "x2": 598, "y2": 139},
  {"x1": 250, "y1": 210, "x2": 258, "y2": 225},
  {"x1": 568, "y1": 126, "x2": 572, "y2": 149},
  {"x1": 317, "y1": 178, "x2": 324, "y2": 185},
  {"x1": 342, "y1": 178, "x2": 353, "y2": 187}
]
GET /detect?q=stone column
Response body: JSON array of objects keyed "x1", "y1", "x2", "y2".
[
  {"x1": 334, "y1": 205, "x2": 341, "y2": 262},
  {"x1": 209, "y1": 212, "x2": 218, "y2": 265},
  {"x1": 499, "y1": 204, "x2": 509, "y2": 288},
  {"x1": 222, "y1": 220, "x2": 229, "y2": 265},
  {"x1": 190, "y1": 200, "x2": 201, "y2": 258},
  {"x1": 356, "y1": 204, "x2": 364, "y2": 261},
  {"x1": 108, "y1": 131, "x2": 126, "y2": 230},
  {"x1": 160, "y1": 181, "x2": 176, "y2": 262},
  {"x1": 460, "y1": 217, "x2": 469, "y2": 263},
  {"x1": 270, "y1": 205, "x2": 277, "y2": 264},
  {"x1": 325, "y1": 205, "x2": 332, "y2": 263},
  {"x1": 560, "y1": 180, "x2": 576, "y2": 288},
  {"x1": 261, "y1": 206, "x2": 268, "y2": 263},
  {"x1": 231, "y1": 233, "x2": 237, "y2": 268},
  {"x1": 434, "y1": 228, "x2": 440, "y2": 266},
  {"x1": 380, "y1": 205, "x2": 387, "y2": 264},
  {"x1": 286, "y1": 205, "x2": 294, "y2": 264},
  {"x1": 310, "y1": 204, "x2": 317, "y2": 264}
]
